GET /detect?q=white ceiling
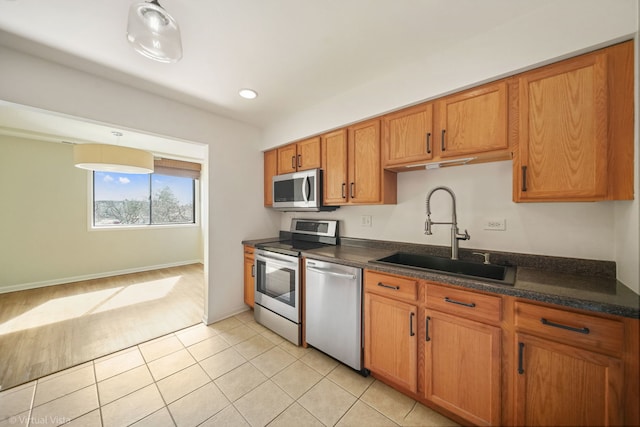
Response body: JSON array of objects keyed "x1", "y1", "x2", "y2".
[{"x1": 0, "y1": 0, "x2": 554, "y2": 155}]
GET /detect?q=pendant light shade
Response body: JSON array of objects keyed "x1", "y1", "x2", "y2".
[
  {"x1": 127, "y1": 0, "x2": 182, "y2": 63},
  {"x1": 74, "y1": 144, "x2": 154, "y2": 174}
]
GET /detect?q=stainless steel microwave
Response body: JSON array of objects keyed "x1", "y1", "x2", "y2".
[{"x1": 272, "y1": 169, "x2": 338, "y2": 212}]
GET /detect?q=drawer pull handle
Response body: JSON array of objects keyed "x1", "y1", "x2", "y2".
[
  {"x1": 251, "y1": 265, "x2": 255, "y2": 278},
  {"x1": 426, "y1": 132, "x2": 431, "y2": 154},
  {"x1": 441, "y1": 129, "x2": 446, "y2": 151},
  {"x1": 518, "y1": 342, "x2": 525, "y2": 374},
  {"x1": 521, "y1": 166, "x2": 528, "y2": 192},
  {"x1": 444, "y1": 297, "x2": 476, "y2": 308},
  {"x1": 541, "y1": 318, "x2": 590, "y2": 334},
  {"x1": 409, "y1": 312, "x2": 415, "y2": 337},
  {"x1": 377, "y1": 282, "x2": 400, "y2": 290},
  {"x1": 341, "y1": 183, "x2": 346, "y2": 199},
  {"x1": 425, "y1": 316, "x2": 431, "y2": 342}
]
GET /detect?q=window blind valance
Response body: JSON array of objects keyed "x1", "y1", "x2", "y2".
[{"x1": 154, "y1": 158, "x2": 201, "y2": 180}]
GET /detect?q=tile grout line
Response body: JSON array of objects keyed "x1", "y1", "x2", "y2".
[
  {"x1": 143, "y1": 334, "x2": 181, "y2": 426},
  {"x1": 91, "y1": 360, "x2": 105, "y2": 427},
  {"x1": 6, "y1": 315, "x2": 446, "y2": 427},
  {"x1": 26, "y1": 379, "x2": 36, "y2": 427}
]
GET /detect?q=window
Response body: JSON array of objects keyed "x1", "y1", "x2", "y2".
[{"x1": 93, "y1": 171, "x2": 196, "y2": 227}]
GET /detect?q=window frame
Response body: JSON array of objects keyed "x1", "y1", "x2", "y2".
[{"x1": 88, "y1": 171, "x2": 199, "y2": 231}]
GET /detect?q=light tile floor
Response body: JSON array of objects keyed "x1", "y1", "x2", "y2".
[{"x1": 0, "y1": 311, "x2": 459, "y2": 427}]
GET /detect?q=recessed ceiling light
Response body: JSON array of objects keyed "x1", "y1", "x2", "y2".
[{"x1": 239, "y1": 89, "x2": 258, "y2": 99}]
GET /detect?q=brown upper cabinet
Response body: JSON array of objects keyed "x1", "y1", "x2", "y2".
[
  {"x1": 322, "y1": 120, "x2": 397, "y2": 205},
  {"x1": 382, "y1": 80, "x2": 512, "y2": 170},
  {"x1": 383, "y1": 102, "x2": 435, "y2": 167},
  {"x1": 277, "y1": 136, "x2": 322, "y2": 174},
  {"x1": 263, "y1": 149, "x2": 277, "y2": 207},
  {"x1": 437, "y1": 81, "x2": 509, "y2": 158},
  {"x1": 513, "y1": 40, "x2": 634, "y2": 202},
  {"x1": 268, "y1": 40, "x2": 634, "y2": 205}
]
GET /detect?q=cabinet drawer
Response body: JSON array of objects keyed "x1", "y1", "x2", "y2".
[
  {"x1": 515, "y1": 301, "x2": 624, "y2": 356},
  {"x1": 365, "y1": 270, "x2": 418, "y2": 302},
  {"x1": 426, "y1": 283, "x2": 501, "y2": 324}
]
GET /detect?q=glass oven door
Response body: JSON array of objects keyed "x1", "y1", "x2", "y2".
[{"x1": 254, "y1": 250, "x2": 300, "y2": 323}]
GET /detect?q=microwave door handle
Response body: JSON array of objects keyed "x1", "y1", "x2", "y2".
[{"x1": 302, "y1": 175, "x2": 309, "y2": 203}]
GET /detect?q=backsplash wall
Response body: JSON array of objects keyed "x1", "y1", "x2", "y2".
[{"x1": 280, "y1": 160, "x2": 616, "y2": 261}]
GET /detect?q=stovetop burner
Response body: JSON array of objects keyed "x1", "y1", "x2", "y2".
[{"x1": 255, "y1": 218, "x2": 338, "y2": 257}]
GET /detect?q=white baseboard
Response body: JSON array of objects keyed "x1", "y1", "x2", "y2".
[
  {"x1": 202, "y1": 306, "x2": 251, "y2": 325},
  {"x1": 0, "y1": 259, "x2": 204, "y2": 294}
]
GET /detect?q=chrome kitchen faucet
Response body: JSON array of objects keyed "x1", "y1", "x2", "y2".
[{"x1": 425, "y1": 186, "x2": 470, "y2": 260}]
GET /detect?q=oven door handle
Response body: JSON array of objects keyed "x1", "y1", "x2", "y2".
[
  {"x1": 256, "y1": 254, "x2": 298, "y2": 269},
  {"x1": 306, "y1": 267, "x2": 356, "y2": 280}
]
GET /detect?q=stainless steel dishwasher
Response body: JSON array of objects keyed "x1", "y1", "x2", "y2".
[{"x1": 305, "y1": 259, "x2": 366, "y2": 373}]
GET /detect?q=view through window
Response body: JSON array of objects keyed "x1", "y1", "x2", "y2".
[{"x1": 93, "y1": 171, "x2": 195, "y2": 226}]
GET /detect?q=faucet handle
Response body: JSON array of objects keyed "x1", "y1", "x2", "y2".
[
  {"x1": 456, "y1": 229, "x2": 470, "y2": 241},
  {"x1": 473, "y1": 252, "x2": 491, "y2": 264}
]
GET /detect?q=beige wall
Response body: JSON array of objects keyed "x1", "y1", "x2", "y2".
[
  {"x1": 268, "y1": 0, "x2": 639, "y2": 293},
  {"x1": 0, "y1": 45, "x2": 281, "y2": 322},
  {"x1": 0, "y1": 135, "x2": 202, "y2": 292}
]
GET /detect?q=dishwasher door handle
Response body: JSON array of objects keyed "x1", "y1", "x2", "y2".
[{"x1": 306, "y1": 267, "x2": 357, "y2": 280}]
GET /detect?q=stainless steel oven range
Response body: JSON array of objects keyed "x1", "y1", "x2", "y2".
[{"x1": 254, "y1": 218, "x2": 338, "y2": 345}]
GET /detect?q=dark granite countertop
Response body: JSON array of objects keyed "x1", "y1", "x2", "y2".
[{"x1": 242, "y1": 237, "x2": 640, "y2": 319}]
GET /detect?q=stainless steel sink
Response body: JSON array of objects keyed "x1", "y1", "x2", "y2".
[{"x1": 371, "y1": 252, "x2": 516, "y2": 285}]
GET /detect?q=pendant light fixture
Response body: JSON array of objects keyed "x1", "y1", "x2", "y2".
[
  {"x1": 73, "y1": 132, "x2": 154, "y2": 174},
  {"x1": 126, "y1": 0, "x2": 182, "y2": 63}
]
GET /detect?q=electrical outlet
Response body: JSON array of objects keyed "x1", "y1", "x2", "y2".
[
  {"x1": 361, "y1": 215, "x2": 372, "y2": 227},
  {"x1": 484, "y1": 218, "x2": 506, "y2": 231}
]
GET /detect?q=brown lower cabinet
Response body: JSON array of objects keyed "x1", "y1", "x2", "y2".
[
  {"x1": 363, "y1": 270, "x2": 419, "y2": 393},
  {"x1": 362, "y1": 269, "x2": 639, "y2": 427},
  {"x1": 243, "y1": 245, "x2": 254, "y2": 308},
  {"x1": 424, "y1": 310, "x2": 501, "y2": 426},
  {"x1": 364, "y1": 292, "x2": 417, "y2": 393},
  {"x1": 514, "y1": 333, "x2": 623, "y2": 426}
]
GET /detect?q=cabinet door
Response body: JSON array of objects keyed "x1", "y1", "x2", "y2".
[
  {"x1": 296, "y1": 137, "x2": 322, "y2": 171},
  {"x1": 515, "y1": 53, "x2": 608, "y2": 201},
  {"x1": 277, "y1": 143, "x2": 298, "y2": 174},
  {"x1": 515, "y1": 333, "x2": 623, "y2": 427},
  {"x1": 243, "y1": 248, "x2": 255, "y2": 308},
  {"x1": 322, "y1": 129, "x2": 348, "y2": 205},
  {"x1": 348, "y1": 120, "x2": 381, "y2": 204},
  {"x1": 383, "y1": 102, "x2": 434, "y2": 167},
  {"x1": 263, "y1": 149, "x2": 277, "y2": 207},
  {"x1": 364, "y1": 292, "x2": 417, "y2": 393},
  {"x1": 438, "y1": 81, "x2": 508, "y2": 158},
  {"x1": 424, "y1": 310, "x2": 501, "y2": 426}
]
